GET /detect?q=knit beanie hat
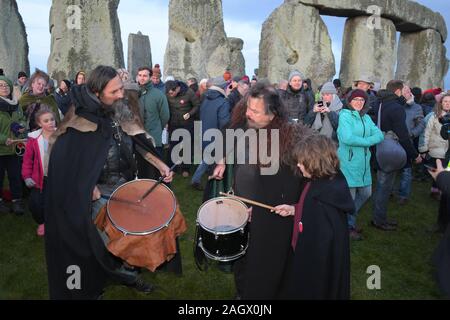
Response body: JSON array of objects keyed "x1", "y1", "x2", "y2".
[
  {"x1": 320, "y1": 82, "x2": 337, "y2": 95},
  {"x1": 63, "y1": 80, "x2": 71, "y2": 90},
  {"x1": 0, "y1": 75, "x2": 13, "y2": 92},
  {"x1": 288, "y1": 70, "x2": 305, "y2": 83},
  {"x1": 346, "y1": 89, "x2": 368, "y2": 104},
  {"x1": 153, "y1": 64, "x2": 161, "y2": 77},
  {"x1": 18, "y1": 71, "x2": 28, "y2": 79}
]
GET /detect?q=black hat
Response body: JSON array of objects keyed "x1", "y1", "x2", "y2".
[
  {"x1": 18, "y1": 71, "x2": 28, "y2": 79},
  {"x1": 63, "y1": 79, "x2": 71, "y2": 89},
  {"x1": 0, "y1": 69, "x2": 4, "y2": 76}
]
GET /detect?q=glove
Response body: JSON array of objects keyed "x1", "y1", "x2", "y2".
[{"x1": 25, "y1": 178, "x2": 36, "y2": 188}]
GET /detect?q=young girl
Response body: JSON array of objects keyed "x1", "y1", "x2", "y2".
[
  {"x1": 274, "y1": 134, "x2": 354, "y2": 300},
  {"x1": 22, "y1": 106, "x2": 56, "y2": 236}
]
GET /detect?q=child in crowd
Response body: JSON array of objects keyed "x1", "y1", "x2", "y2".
[
  {"x1": 274, "y1": 134, "x2": 354, "y2": 299},
  {"x1": 22, "y1": 106, "x2": 56, "y2": 236}
]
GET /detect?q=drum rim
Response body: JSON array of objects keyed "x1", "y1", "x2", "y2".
[
  {"x1": 198, "y1": 239, "x2": 248, "y2": 262},
  {"x1": 106, "y1": 179, "x2": 177, "y2": 236},
  {"x1": 197, "y1": 197, "x2": 249, "y2": 235}
]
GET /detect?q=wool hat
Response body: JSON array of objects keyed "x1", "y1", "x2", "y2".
[
  {"x1": 62, "y1": 79, "x2": 71, "y2": 90},
  {"x1": 347, "y1": 89, "x2": 368, "y2": 104},
  {"x1": 288, "y1": 70, "x2": 305, "y2": 83},
  {"x1": 212, "y1": 76, "x2": 227, "y2": 89},
  {"x1": 153, "y1": 64, "x2": 161, "y2": 77},
  {"x1": 320, "y1": 82, "x2": 337, "y2": 95},
  {"x1": 0, "y1": 75, "x2": 14, "y2": 92}
]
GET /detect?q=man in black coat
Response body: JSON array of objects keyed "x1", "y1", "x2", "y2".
[
  {"x1": 213, "y1": 82, "x2": 310, "y2": 299},
  {"x1": 45, "y1": 66, "x2": 173, "y2": 299},
  {"x1": 371, "y1": 80, "x2": 422, "y2": 231}
]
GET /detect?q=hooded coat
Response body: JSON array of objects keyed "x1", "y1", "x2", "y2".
[
  {"x1": 45, "y1": 85, "x2": 160, "y2": 299},
  {"x1": 287, "y1": 173, "x2": 354, "y2": 300}
]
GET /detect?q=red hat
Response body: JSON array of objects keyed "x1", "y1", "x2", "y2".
[{"x1": 347, "y1": 89, "x2": 368, "y2": 104}]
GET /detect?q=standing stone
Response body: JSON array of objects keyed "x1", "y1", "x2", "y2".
[
  {"x1": 396, "y1": 29, "x2": 448, "y2": 89},
  {"x1": 228, "y1": 38, "x2": 246, "y2": 77},
  {"x1": 128, "y1": 32, "x2": 152, "y2": 80},
  {"x1": 340, "y1": 16, "x2": 397, "y2": 89},
  {"x1": 164, "y1": 0, "x2": 245, "y2": 81},
  {"x1": 259, "y1": 2, "x2": 335, "y2": 88},
  {"x1": 47, "y1": 0, "x2": 124, "y2": 82},
  {"x1": 0, "y1": 0, "x2": 29, "y2": 80}
]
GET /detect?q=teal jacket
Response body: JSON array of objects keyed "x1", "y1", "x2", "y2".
[
  {"x1": 337, "y1": 108, "x2": 384, "y2": 188},
  {"x1": 139, "y1": 83, "x2": 170, "y2": 147}
]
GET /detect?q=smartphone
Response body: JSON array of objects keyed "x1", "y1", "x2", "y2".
[
  {"x1": 423, "y1": 156, "x2": 437, "y2": 171},
  {"x1": 318, "y1": 101, "x2": 324, "y2": 107}
]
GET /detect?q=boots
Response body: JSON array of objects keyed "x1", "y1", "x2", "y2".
[{"x1": 12, "y1": 199, "x2": 25, "y2": 216}]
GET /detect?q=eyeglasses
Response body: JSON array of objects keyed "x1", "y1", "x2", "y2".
[
  {"x1": 352, "y1": 98, "x2": 365, "y2": 102},
  {"x1": 0, "y1": 84, "x2": 10, "y2": 89}
]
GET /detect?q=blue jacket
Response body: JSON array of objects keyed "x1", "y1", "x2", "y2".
[
  {"x1": 337, "y1": 108, "x2": 384, "y2": 188},
  {"x1": 200, "y1": 88, "x2": 230, "y2": 149}
]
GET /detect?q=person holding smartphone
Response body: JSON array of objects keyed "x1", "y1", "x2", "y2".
[{"x1": 304, "y1": 82, "x2": 343, "y2": 141}]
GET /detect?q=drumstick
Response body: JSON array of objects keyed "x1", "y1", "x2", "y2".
[
  {"x1": 101, "y1": 195, "x2": 143, "y2": 207},
  {"x1": 138, "y1": 162, "x2": 179, "y2": 203},
  {"x1": 219, "y1": 192, "x2": 277, "y2": 211}
]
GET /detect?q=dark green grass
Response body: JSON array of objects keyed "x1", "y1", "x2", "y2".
[{"x1": 0, "y1": 174, "x2": 445, "y2": 300}]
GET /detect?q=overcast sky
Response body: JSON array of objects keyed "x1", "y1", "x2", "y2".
[{"x1": 16, "y1": 0, "x2": 450, "y2": 88}]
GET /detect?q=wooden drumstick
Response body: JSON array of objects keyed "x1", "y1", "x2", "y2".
[{"x1": 219, "y1": 192, "x2": 277, "y2": 211}]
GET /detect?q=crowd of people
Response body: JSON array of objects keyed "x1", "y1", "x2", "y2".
[{"x1": 0, "y1": 63, "x2": 449, "y2": 300}]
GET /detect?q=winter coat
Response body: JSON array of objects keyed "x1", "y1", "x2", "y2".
[
  {"x1": 419, "y1": 113, "x2": 449, "y2": 159},
  {"x1": 166, "y1": 82, "x2": 200, "y2": 128},
  {"x1": 337, "y1": 106, "x2": 384, "y2": 188},
  {"x1": 54, "y1": 89, "x2": 72, "y2": 116},
  {"x1": 22, "y1": 129, "x2": 46, "y2": 191},
  {"x1": 199, "y1": 87, "x2": 230, "y2": 150},
  {"x1": 19, "y1": 92, "x2": 61, "y2": 130},
  {"x1": 0, "y1": 96, "x2": 26, "y2": 156},
  {"x1": 372, "y1": 90, "x2": 419, "y2": 164},
  {"x1": 404, "y1": 101, "x2": 425, "y2": 139},
  {"x1": 152, "y1": 80, "x2": 165, "y2": 93},
  {"x1": 278, "y1": 86, "x2": 309, "y2": 123},
  {"x1": 304, "y1": 95, "x2": 342, "y2": 141},
  {"x1": 139, "y1": 82, "x2": 170, "y2": 147}
]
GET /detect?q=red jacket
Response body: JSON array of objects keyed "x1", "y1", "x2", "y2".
[{"x1": 22, "y1": 129, "x2": 45, "y2": 191}]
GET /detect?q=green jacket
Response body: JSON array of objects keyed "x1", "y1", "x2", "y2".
[
  {"x1": 139, "y1": 83, "x2": 170, "y2": 147},
  {"x1": 337, "y1": 108, "x2": 384, "y2": 188},
  {"x1": 0, "y1": 97, "x2": 27, "y2": 156},
  {"x1": 19, "y1": 93, "x2": 61, "y2": 129}
]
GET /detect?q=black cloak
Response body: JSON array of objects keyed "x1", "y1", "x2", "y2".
[
  {"x1": 287, "y1": 173, "x2": 354, "y2": 300},
  {"x1": 45, "y1": 85, "x2": 159, "y2": 299}
]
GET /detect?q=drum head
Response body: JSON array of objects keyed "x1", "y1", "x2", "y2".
[
  {"x1": 197, "y1": 197, "x2": 248, "y2": 234},
  {"x1": 107, "y1": 179, "x2": 177, "y2": 235}
]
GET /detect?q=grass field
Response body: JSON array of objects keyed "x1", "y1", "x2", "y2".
[{"x1": 0, "y1": 172, "x2": 445, "y2": 300}]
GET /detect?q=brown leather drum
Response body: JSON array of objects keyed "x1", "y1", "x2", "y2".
[
  {"x1": 107, "y1": 179, "x2": 177, "y2": 235},
  {"x1": 94, "y1": 179, "x2": 187, "y2": 272}
]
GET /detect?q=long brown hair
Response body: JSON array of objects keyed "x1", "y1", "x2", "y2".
[
  {"x1": 229, "y1": 82, "x2": 312, "y2": 169},
  {"x1": 434, "y1": 93, "x2": 450, "y2": 118}
]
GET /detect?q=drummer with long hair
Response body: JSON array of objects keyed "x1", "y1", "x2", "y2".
[
  {"x1": 213, "y1": 81, "x2": 312, "y2": 299},
  {"x1": 45, "y1": 66, "x2": 174, "y2": 300}
]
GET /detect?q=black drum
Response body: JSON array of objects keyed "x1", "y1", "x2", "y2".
[{"x1": 197, "y1": 197, "x2": 249, "y2": 262}]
